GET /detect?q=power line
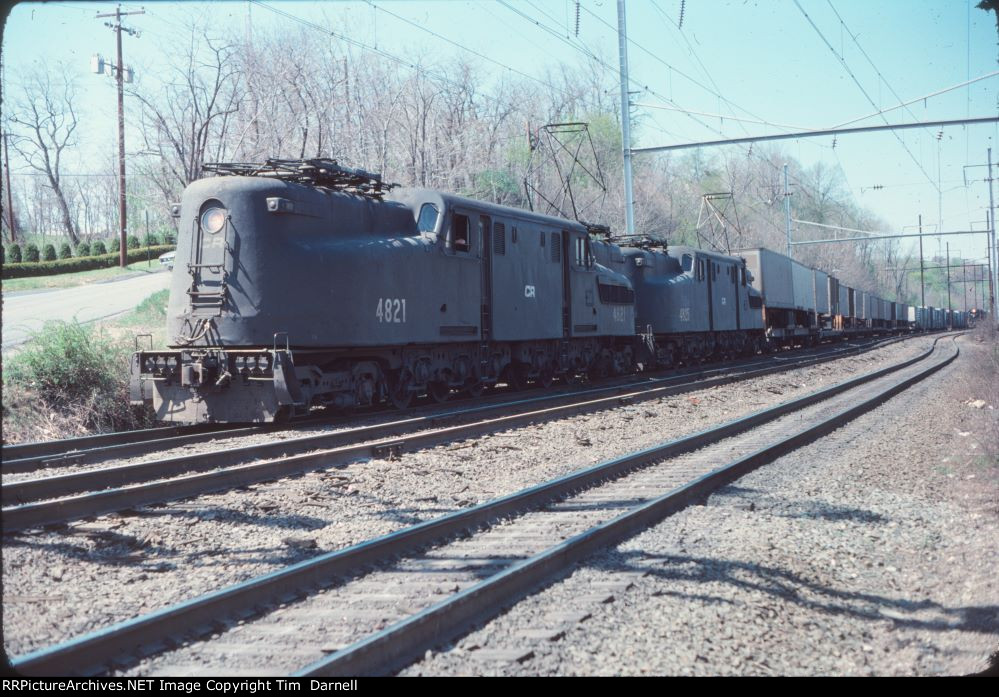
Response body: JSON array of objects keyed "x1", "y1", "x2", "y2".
[
  {"x1": 634, "y1": 102, "x2": 815, "y2": 131},
  {"x1": 793, "y1": 0, "x2": 940, "y2": 194},
  {"x1": 647, "y1": 0, "x2": 759, "y2": 139},
  {"x1": 362, "y1": 0, "x2": 567, "y2": 96},
  {"x1": 497, "y1": 0, "x2": 752, "y2": 144},
  {"x1": 250, "y1": 1, "x2": 514, "y2": 112},
  {"x1": 826, "y1": 1, "x2": 925, "y2": 128},
  {"x1": 632, "y1": 116, "x2": 999, "y2": 153},
  {"x1": 830, "y1": 71, "x2": 999, "y2": 129},
  {"x1": 579, "y1": 2, "x2": 765, "y2": 128}
]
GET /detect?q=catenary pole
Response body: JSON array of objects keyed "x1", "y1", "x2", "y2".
[
  {"x1": 919, "y1": 215, "x2": 925, "y2": 309},
  {"x1": 616, "y1": 0, "x2": 634, "y2": 235}
]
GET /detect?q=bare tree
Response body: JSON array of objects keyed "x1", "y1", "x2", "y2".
[
  {"x1": 8, "y1": 63, "x2": 81, "y2": 244},
  {"x1": 131, "y1": 30, "x2": 242, "y2": 199}
]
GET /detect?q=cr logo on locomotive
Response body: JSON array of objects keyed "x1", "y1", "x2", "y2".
[
  {"x1": 524, "y1": 285, "x2": 536, "y2": 298},
  {"x1": 376, "y1": 297, "x2": 407, "y2": 323}
]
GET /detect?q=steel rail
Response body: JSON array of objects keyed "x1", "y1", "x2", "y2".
[
  {"x1": 10, "y1": 335, "x2": 954, "y2": 676},
  {"x1": 2, "y1": 335, "x2": 916, "y2": 529},
  {"x1": 301, "y1": 338, "x2": 960, "y2": 677},
  {"x1": 0, "y1": 423, "x2": 236, "y2": 463},
  {"x1": 1, "y1": 336, "x2": 878, "y2": 500},
  {"x1": 0, "y1": 333, "x2": 907, "y2": 474}
]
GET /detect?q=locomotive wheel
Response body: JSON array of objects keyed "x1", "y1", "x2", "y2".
[
  {"x1": 508, "y1": 363, "x2": 530, "y2": 391},
  {"x1": 428, "y1": 380, "x2": 451, "y2": 403},
  {"x1": 538, "y1": 364, "x2": 555, "y2": 389},
  {"x1": 389, "y1": 370, "x2": 414, "y2": 410},
  {"x1": 464, "y1": 379, "x2": 486, "y2": 398},
  {"x1": 588, "y1": 361, "x2": 609, "y2": 382}
]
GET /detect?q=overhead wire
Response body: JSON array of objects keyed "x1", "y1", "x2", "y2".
[
  {"x1": 793, "y1": 0, "x2": 940, "y2": 194},
  {"x1": 250, "y1": 1, "x2": 518, "y2": 112},
  {"x1": 361, "y1": 0, "x2": 570, "y2": 95},
  {"x1": 580, "y1": 1, "x2": 767, "y2": 128}
]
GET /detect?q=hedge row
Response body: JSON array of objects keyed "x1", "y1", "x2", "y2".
[{"x1": 2, "y1": 245, "x2": 177, "y2": 279}]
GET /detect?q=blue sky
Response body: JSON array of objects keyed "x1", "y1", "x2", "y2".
[{"x1": 3, "y1": 0, "x2": 998, "y2": 262}]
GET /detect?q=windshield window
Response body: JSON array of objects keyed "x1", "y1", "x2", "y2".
[
  {"x1": 681, "y1": 254, "x2": 693, "y2": 272},
  {"x1": 417, "y1": 203, "x2": 440, "y2": 234}
]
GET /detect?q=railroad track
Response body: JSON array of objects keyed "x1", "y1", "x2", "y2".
[
  {"x1": 0, "y1": 334, "x2": 910, "y2": 474},
  {"x1": 2, "y1": 334, "x2": 920, "y2": 532},
  {"x1": 10, "y1": 334, "x2": 959, "y2": 676}
]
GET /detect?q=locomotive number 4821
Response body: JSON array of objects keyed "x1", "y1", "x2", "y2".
[{"x1": 376, "y1": 297, "x2": 407, "y2": 323}]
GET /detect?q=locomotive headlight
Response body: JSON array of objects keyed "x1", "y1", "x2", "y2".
[{"x1": 200, "y1": 206, "x2": 227, "y2": 234}]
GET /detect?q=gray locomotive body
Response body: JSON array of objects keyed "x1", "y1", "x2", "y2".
[
  {"x1": 132, "y1": 172, "x2": 636, "y2": 422},
  {"x1": 620, "y1": 245, "x2": 765, "y2": 366}
]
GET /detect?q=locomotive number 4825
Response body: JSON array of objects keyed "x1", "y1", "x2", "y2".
[{"x1": 376, "y1": 297, "x2": 407, "y2": 323}]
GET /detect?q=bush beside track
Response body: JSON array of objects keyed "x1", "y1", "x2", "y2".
[{"x1": 1, "y1": 294, "x2": 169, "y2": 443}]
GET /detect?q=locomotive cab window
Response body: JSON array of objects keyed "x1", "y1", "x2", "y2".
[
  {"x1": 418, "y1": 203, "x2": 440, "y2": 235},
  {"x1": 681, "y1": 254, "x2": 693, "y2": 273},
  {"x1": 574, "y1": 235, "x2": 595, "y2": 269},
  {"x1": 449, "y1": 213, "x2": 471, "y2": 253}
]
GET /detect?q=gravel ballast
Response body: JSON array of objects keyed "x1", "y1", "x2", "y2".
[
  {"x1": 403, "y1": 333, "x2": 998, "y2": 676},
  {"x1": 1, "y1": 336, "x2": 945, "y2": 658}
]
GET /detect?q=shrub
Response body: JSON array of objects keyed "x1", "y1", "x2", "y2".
[
  {"x1": 109, "y1": 237, "x2": 120, "y2": 252},
  {"x1": 1, "y1": 246, "x2": 4, "y2": 264},
  {"x1": 76, "y1": 241, "x2": 92, "y2": 257},
  {"x1": 1, "y1": 245, "x2": 176, "y2": 279},
  {"x1": 161, "y1": 230, "x2": 177, "y2": 245},
  {"x1": 10, "y1": 244, "x2": 22, "y2": 262},
  {"x1": 6, "y1": 321, "x2": 120, "y2": 403},
  {"x1": 3, "y1": 320, "x2": 153, "y2": 438},
  {"x1": 43, "y1": 244, "x2": 57, "y2": 261},
  {"x1": 59, "y1": 242, "x2": 73, "y2": 259},
  {"x1": 25, "y1": 243, "x2": 40, "y2": 262},
  {"x1": 127, "y1": 235, "x2": 140, "y2": 249},
  {"x1": 92, "y1": 240, "x2": 107, "y2": 256},
  {"x1": 143, "y1": 232, "x2": 160, "y2": 246}
]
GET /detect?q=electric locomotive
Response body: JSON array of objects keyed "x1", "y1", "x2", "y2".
[{"x1": 130, "y1": 159, "x2": 637, "y2": 423}]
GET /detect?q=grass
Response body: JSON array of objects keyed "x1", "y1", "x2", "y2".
[
  {"x1": 1, "y1": 289, "x2": 170, "y2": 444},
  {"x1": 102, "y1": 289, "x2": 171, "y2": 349},
  {"x1": 1, "y1": 260, "x2": 167, "y2": 292}
]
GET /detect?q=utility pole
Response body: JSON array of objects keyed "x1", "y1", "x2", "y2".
[
  {"x1": 918, "y1": 214, "x2": 925, "y2": 308},
  {"x1": 946, "y1": 242, "x2": 952, "y2": 329},
  {"x1": 974, "y1": 263, "x2": 978, "y2": 311},
  {"x1": 963, "y1": 261, "x2": 967, "y2": 312},
  {"x1": 96, "y1": 4, "x2": 144, "y2": 267},
  {"x1": 616, "y1": 0, "x2": 635, "y2": 236},
  {"x1": 990, "y1": 218, "x2": 996, "y2": 326},
  {"x1": 989, "y1": 147, "x2": 997, "y2": 328},
  {"x1": 3, "y1": 132, "x2": 15, "y2": 242},
  {"x1": 784, "y1": 164, "x2": 792, "y2": 258}
]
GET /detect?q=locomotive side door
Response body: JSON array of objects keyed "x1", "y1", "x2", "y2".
[
  {"x1": 479, "y1": 214, "x2": 492, "y2": 341},
  {"x1": 559, "y1": 230, "x2": 570, "y2": 337},
  {"x1": 438, "y1": 208, "x2": 482, "y2": 341},
  {"x1": 707, "y1": 260, "x2": 737, "y2": 332},
  {"x1": 567, "y1": 230, "x2": 598, "y2": 335}
]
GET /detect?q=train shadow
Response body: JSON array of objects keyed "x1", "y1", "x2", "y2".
[
  {"x1": 711, "y1": 485, "x2": 890, "y2": 524},
  {"x1": 600, "y1": 548, "x2": 998, "y2": 636}
]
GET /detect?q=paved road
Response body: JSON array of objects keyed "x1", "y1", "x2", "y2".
[{"x1": 2, "y1": 271, "x2": 171, "y2": 350}]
